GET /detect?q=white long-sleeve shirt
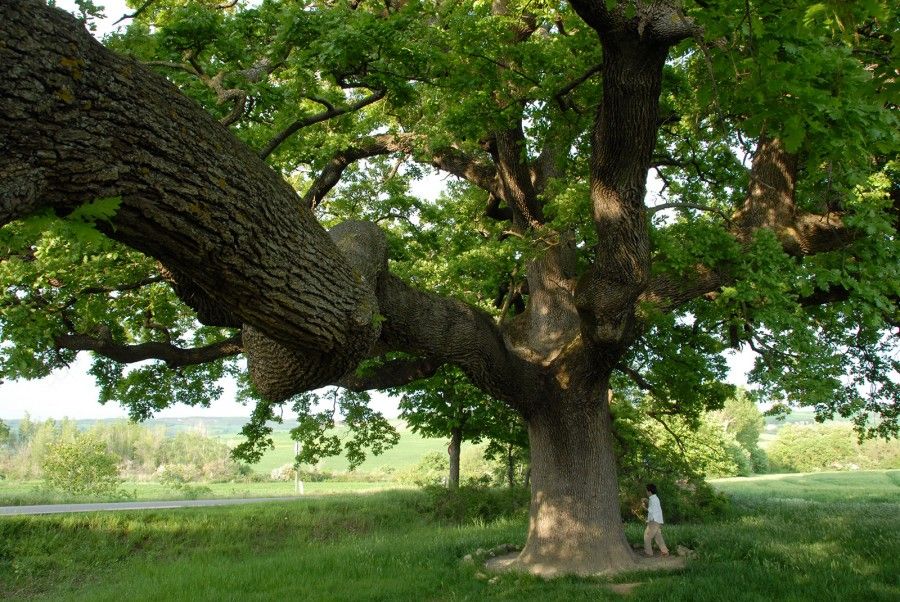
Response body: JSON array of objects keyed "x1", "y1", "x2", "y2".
[{"x1": 647, "y1": 494, "x2": 664, "y2": 524}]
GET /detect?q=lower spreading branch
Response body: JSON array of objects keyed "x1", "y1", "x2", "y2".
[{"x1": 54, "y1": 332, "x2": 243, "y2": 368}]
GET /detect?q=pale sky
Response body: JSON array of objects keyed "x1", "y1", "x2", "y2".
[{"x1": 0, "y1": 1, "x2": 755, "y2": 421}]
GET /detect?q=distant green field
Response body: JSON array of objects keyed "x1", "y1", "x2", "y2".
[
  {"x1": 223, "y1": 421, "x2": 449, "y2": 474},
  {"x1": 712, "y1": 469, "x2": 900, "y2": 504}
]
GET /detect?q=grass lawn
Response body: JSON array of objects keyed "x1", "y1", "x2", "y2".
[
  {"x1": 1, "y1": 470, "x2": 897, "y2": 600},
  {"x1": 711, "y1": 469, "x2": 900, "y2": 503}
]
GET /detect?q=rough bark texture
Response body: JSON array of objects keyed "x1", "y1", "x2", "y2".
[
  {"x1": 575, "y1": 34, "x2": 668, "y2": 353},
  {"x1": 0, "y1": 1, "x2": 380, "y2": 392},
  {"x1": 518, "y1": 373, "x2": 634, "y2": 576}
]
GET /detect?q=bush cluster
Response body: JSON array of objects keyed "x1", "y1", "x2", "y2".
[
  {"x1": 0, "y1": 416, "x2": 246, "y2": 492},
  {"x1": 416, "y1": 484, "x2": 529, "y2": 524},
  {"x1": 40, "y1": 433, "x2": 121, "y2": 497},
  {"x1": 767, "y1": 424, "x2": 900, "y2": 472}
]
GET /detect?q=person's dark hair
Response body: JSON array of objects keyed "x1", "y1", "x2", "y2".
[{"x1": 646, "y1": 483, "x2": 657, "y2": 495}]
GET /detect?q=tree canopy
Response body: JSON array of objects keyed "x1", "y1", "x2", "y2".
[{"x1": 1, "y1": 0, "x2": 896, "y2": 575}]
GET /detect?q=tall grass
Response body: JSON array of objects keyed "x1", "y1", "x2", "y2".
[{"x1": 1, "y1": 471, "x2": 897, "y2": 601}]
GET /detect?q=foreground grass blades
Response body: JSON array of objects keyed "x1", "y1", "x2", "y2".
[{"x1": 1, "y1": 471, "x2": 898, "y2": 600}]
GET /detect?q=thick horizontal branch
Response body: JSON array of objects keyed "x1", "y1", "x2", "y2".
[
  {"x1": 55, "y1": 332, "x2": 243, "y2": 368},
  {"x1": 376, "y1": 273, "x2": 538, "y2": 410},
  {"x1": 798, "y1": 285, "x2": 897, "y2": 326},
  {"x1": 641, "y1": 137, "x2": 859, "y2": 313},
  {"x1": 798, "y1": 285, "x2": 851, "y2": 308},
  {"x1": 639, "y1": 265, "x2": 726, "y2": 313},
  {"x1": 426, "y1": 145, "x2": 499, "y2": 195},
  {"x1": 569, "y1": 0, "x2": 698, "y2": 44},
  {"x1": 238, "y1": 221, "x2": 539, "y2": 408},
  {"x1": 1, "y1": 1, "x2": 380, "y2": 379},
  {"x1": 734, "y1": 137, "x2": 854, "y2": 256}
]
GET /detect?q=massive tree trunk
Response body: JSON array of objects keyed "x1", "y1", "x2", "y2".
[{"x1": 519, "y1": 377, "x2": 634, "y2": 576}]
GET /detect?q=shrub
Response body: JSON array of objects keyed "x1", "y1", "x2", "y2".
[
  {"x1": 397, "y1": 451, "x2": 450, "y2": 487},
  {"x1": 417, "y1": 484, "x2": 529, "y2": 524},
  {"x1": 270, "y1": 463, "x2": 296, "y2": 481},
  {"x1": 156, "y1": 463, "x2": 202, "y2": 486},
  {"x1": 619, "y1": 473, "x2": 729, "y2": 524},
  {"x1": 157, "y1": 464, "x2": 215, "y2": 498},
  {"x1": 41, "y1": 433, "x2": 121, "y2": 497}
]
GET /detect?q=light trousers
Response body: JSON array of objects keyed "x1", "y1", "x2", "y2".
[{"x1": 644, "y1": 520, "x2": 668, "y2": 555}]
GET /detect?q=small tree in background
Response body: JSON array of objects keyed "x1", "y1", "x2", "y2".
[
  {"x1": 482, "y1": 412, "x2": 530, "y2": 489},
  {"x1": 400, "y1": 366, "x2": 525, "y2": 489},
  {"x1": 709, "y1": 389, "x2": 768, "y2": 473},
  {"x1": 41, "y1": 433, "x2": 121, "y2": 497}
]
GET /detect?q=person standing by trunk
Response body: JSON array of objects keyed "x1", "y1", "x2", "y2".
[{"x1": 643, "y1": 483, "x2": 669, "y2": 557}]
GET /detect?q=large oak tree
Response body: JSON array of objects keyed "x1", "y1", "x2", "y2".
[{"x1": 1, "y1": 0, "x2": 897, "y2": 575}]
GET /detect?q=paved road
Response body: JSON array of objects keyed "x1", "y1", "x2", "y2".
[{"x1": 0, "y1": 497, "x2": 302, "y2": 516}]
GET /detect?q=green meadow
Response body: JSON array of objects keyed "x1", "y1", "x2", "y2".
[
  {"x1": 1, "y1": 470, "x2": 897, "y2": 600},
  {"x1": 235, "y1": 422, "x2": 449, "y2": 474}
]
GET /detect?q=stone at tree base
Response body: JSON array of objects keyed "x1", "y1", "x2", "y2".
[
  {"x1": 484, "y1": 551, "x2": 686, "y2": 578},
  {"x1": 676, "y1": 545, "x2": 695, "y2": 557}
]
